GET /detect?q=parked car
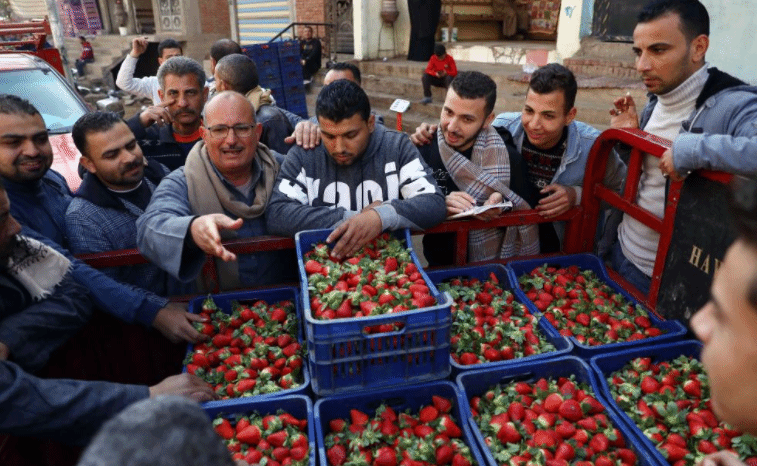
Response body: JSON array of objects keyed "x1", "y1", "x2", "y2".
[{"x1": 0, "y1": 53, "x2": 89, "y2": 190}]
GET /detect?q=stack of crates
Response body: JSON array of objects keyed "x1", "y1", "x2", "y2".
[
  {"x1": 277, "y1": 40, "x2": 308, "y2": 118},
  {"x1": 242, "y1": 40, "x2": 308, "y2": 119}
]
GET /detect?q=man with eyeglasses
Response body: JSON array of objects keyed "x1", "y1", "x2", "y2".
[{"x1": 137, "y1": 91, "x2": 295, "y2": 291}]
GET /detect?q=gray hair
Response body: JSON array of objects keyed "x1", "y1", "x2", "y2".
[
  {"x1": 157, "y1": 56, "x2": 206, "y2": 90},
  {"x1": 76, "y1": 396, "x2": 236, "y2": 466}
]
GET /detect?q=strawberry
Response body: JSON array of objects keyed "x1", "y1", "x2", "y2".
[
  {"x1": 213, "y1": 418, "x2": 234, "y2": 440},
  {"x1": 375, "y1": 446, "x2": 397, "y2": 466},
  {"x1": 558, "y1": 399, "x2": 583, "y2": 422},
  {"x1": 350, "y1": 409, "x2": 370, "y2": 426},
  {"x1": 419, "y1": 405, "x2": 439, "y2": 423},
  {"x1": 497, "y1": 422, "x2": 522, "y2": 443},
  {"x1": 327, "y1": 444, "x2": 347, "y2": 466},
  {"x1": 432, "y1": 395, "x2": 453, "y2": 414},
  {"x1": 236, "y1": 425, "x2": 261, "y2": 445},
  {"x1": 266, "y1": 430, "x2": 287, "y2": 448},
  {"x1": 437, "y1": 414, "x2": 462, "y2": 438},
  {"x1": 451, "y1": 454, "x2": 471, "y2": 466},
  {"x1": 435, "y1": 445, "x2": 454, "y2": 465}
]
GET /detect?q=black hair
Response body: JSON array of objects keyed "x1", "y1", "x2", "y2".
[
  {"x1": 78, "y1": 36, "x2": 86, "y2": 42},
  {"x1": 72, "y1": 111, "x2": 124, "y2": 158},
  {"x1": 528, "y1": 63, "x2": 578, "y2": 113},
  {"x1": 450, "y1": 71, "x2": 497, "y2": 116},
  {"x1": 638, "y1": 0, "x2": 709, "y2": 41},
  {"x1": 315, "y1": 80, "x2": 371, "y2": 123},
  {"x1": 210, "y1": 38, "x2": 242, "y2": 63},
  {"x1": 158, "y1": 38, "x2": 183, "y2": 57},
  {"x1": 0, "y1": 94, "x2": 40, "y2": 117},
  {"x1": 328, "y1": 62, "x2": 361, "y2": 85},
  {"x1": 729, "y1": 176, "x2": 757, "y2": 307},
  {"x1": 434, "y1": 43, "x2": 446, "y2": 57},
  {"x1": 215, "y1": 54, "x2": 258, "y2": 93}
]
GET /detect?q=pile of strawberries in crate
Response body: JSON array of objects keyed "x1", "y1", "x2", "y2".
[
  {"x1": 213, "y1": 409, "x2": 309, "y2": 466},
  {"x1": 518, "y1": 264, "x2": 664, "y2": 346},
  {"x1": 185, "y1": 296, "x2": 305, "y2": 398},
  {"x1": 303, "y1": 233, "x2": 436, "y2": 331},
  {"x1": 607, "y1": 355, "x2": 757, "y2": 465},
  {"x1": 436, "y1": 272, "x2": 556, "y2": 365},
  {"x1": 323, "y1": 396, "x2": 476, "y2": 466},
  {"x1": 470, "y1": 376, "x2": 637, "y2": 466}
]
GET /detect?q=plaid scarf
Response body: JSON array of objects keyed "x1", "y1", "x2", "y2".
[{"x1": 437, "y1": 126, "x2": 539, "y2": 261}]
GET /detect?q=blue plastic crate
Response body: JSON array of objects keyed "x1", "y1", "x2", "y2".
[
  {"x1": 243, "y1": 42, "x2": 279, "y2": 59},
  {"x1": 425, "y1": 264, "x2": 572, "y2": 375},
  {"x1": 505, "y1": 253, "x2": 687, "y2": 357},
  {"x1": 456, "y1": 355, "x2": 657, "y2": 466},
  {"x1": 204, "y1": 394, "x2": 316, "y2": 466},
  {"x1": 281, "y1": 63, "x2": 304, "y2": 85},
  {"x1": 295, "y1": 228, "x2": 452, "y2": 396},
  {"x1": 314, "y1": 381, "x2": 485, "y2": 466},
  {"x1": 257, "y1": 68, "x2": 282, "y2": 90},
  {"x1": 277, "y1": 39, "x2": 300, "y2": 58},
  {"x1": 279, "y1": 53, "x2": 300, "y2": 67},
  {"x1": 590, "y1": 340, "x2": 704, "y2": 466},
  {"x1": 184, "y1": 286, "x2": 310, "y2": 409},
  {"x1": 285, "y1": 92, "x2": 307, "y2": 110},
  {"x1": 269, "y1": 86, "x2": 285, "y2": 105}
]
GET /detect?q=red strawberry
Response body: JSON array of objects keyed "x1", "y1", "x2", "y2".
[
  {"x1": 451, "y1": 454, "x2": 471, "y2": 466},
  {"x1": 436, "y1": 445, "x2": 454, "y2": 465},
  {"x1": 350, "y1": 409, "x2": 369, "y2": 426},
  {"x1": 213, "y1": 418, "x2": 234, "y2": 439},
  {"x1": 327, "y1": 444, "x2": 347, "y2": 466},
  {"x1": 236, "y1": 425, "x2": 262, "y2": 445},
  {"x1": 558, "y1": 399, "x2": 583, "y2": 422},
  {"x1": 419, "y1": 405, "x2": 439, "y2": 423},
  {"x1": 267, "y1": 430, "x2": 287, "y2": 448},
  {"x1": 432, "y1": 395, "x2": 453, "y2": 414},
  {"x1": 305, "y1": 259, "x2": 322, "y2": 274},
  {"x1": 589, "y1": 433, "x2": 609, "y2": 452},
  {"x1": 544, "y1": 393, "x2": 563, "y2": 413},
  {"x1": 375, "y1": 446, "x2": 397, "y2": 466},
  {"x1": 497, "y1": 422, "x2": 522, "y2": 444},
  {"x1": 437, "y1": 414, "x2": 462, "y2": 438}
]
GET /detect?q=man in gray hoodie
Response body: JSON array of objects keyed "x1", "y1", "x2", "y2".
[{"x1": 266, "y1": 80, "x2": 446, "y2": 258}]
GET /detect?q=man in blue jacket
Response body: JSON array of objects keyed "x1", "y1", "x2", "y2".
[
  {"x1": 0, "y1": 177, "x2": 215, "y2": 449},
  {"x1": 0, "y1": 94, "x2": 201, "y2": 344},
  {"x1": 608, "y1": 0, "x2": 757, "y2": 295},
  {"x1": 412, "y1": 64, "x2": 626, "y2": 254}
]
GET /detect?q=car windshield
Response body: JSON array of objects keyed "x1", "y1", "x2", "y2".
[{"x1": 2, "y1": 69, "x2": 88, "y2": 134}]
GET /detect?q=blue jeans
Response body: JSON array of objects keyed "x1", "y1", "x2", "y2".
[{"x1": 610, "y1": 240, "x2": 651, "y2": 295}]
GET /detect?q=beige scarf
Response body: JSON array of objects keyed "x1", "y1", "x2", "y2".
[
  {"x1": 5, "y1": 235, "x2": 71, "y2": 301},
  {"x1": 184, "y1": 141, "x2": 280, "y2": 290},
  {"x1": 437, "y1": 125, "x2": 540, "y2": 261},
  {"x1": 245, "y1": 86, "x2": 274, "y2": 113}
]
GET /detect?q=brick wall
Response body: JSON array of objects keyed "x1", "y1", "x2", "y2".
[
  {"x1": 200, "y1": 0, "x2": 231, "y2": 35},
  {"x1": 295, "y1": 0, "x2": 326, "y2": 35}
]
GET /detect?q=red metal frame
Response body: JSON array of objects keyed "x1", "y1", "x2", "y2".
[{"x1": 75, "y1": 128, "x2": 733, "y2": 309}]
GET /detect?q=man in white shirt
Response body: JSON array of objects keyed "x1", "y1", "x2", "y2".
[{"x1": 116, "y1": 38, "x2": 183, "y2": 105}]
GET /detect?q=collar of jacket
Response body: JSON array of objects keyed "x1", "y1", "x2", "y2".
[
  {"x1": 76, "y1": 159, "x2": 166, "y2": 209},
  {"x1": 510, "y1": 118, "x2": 582, "y2": 167}
]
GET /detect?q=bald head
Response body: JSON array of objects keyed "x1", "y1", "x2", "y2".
[{"x1": 205, "y1": 91, "x2": 255, "y2": 125}]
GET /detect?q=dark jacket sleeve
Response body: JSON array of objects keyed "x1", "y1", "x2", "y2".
[
  {"x1": 0, "y1": 273, "x2": 92, "y2": 373},
  {"x1": 257, "y1": 105, "x2": 295, "y2": 155},
  {"x1": 266, "y1": 147, "x2": 347, "y2": 236},
  {"x1": 18, "y1": 227, "x2": 166, "y2": 327},
  {"x1": 0, "y1": 360, "x2": 148, "y2": 445}
]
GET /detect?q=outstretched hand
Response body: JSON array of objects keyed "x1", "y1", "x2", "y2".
[{"x1": 190, "y1": 214, "x2": 243, "y2": 262}]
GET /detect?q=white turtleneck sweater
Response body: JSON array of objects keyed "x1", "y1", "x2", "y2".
[{"x1": 618, "y1": 65, "x2": 709, "y2": 277}]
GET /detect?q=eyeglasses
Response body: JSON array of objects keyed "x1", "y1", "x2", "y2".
[{"x1": 205, "y1": 124, "x2": 255, "y2": 139}]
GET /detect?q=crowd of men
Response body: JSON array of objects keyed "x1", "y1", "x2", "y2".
[{"x1": 2, "y1": 0, "x2": 757, "y2": 464}]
